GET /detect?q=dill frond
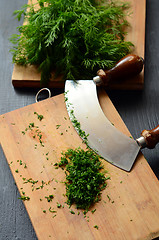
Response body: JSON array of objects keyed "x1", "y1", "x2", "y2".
[{"x1": 9, "y1": 0, "x2": 133, "y2": 86}]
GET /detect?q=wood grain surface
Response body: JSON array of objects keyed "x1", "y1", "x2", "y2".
[
  {"x1": 1, "y1": 1, "x2": 159, "y2": 240},
  {"x1": 11, "y1": 0, "x2": 146, "y2": 89},
  {"x1": 0, "y1": 90, "x2": 159, "y2": 240}
]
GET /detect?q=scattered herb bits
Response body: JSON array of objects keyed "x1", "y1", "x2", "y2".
[
  {"x1": 49, "y1": 207, "x2": 57, "y2": 213},
  {"x1": 94, "y1": 225, "x2": 99, "y2": 230},
  {"x1": 45, "y1": 194, "x2": 54, "y2": 202},
  {"x1": 22, "y1": 119, "x2": 45, "y2": 147},
  {"x1": 91, "y1": 209, "x2": 96, "y2": 214},
  {"x1": 57, "y1": 203, "x2": 62, "y2": 208},
  {"x1": 19, "y1": 192, "x2": 30, "y2": 201},
  {"x1": 57, "y1": 147, "x2": 107, "y2": 210},
  {"x1": 10, "y1": 0, "x2": 133, "y2": 86},
  {"x1": 34, "y1": 112, "x2": 44, "y2": 121},
  {"x1": 70, "y1": 210, "x2": 75, "y2": 215}
]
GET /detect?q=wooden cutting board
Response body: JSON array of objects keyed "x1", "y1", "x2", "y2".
[
  {"x1": 0, "y1": 89, "x2": 159, "y2": 240},
  {"x1": 11, "y1": 0, "x2": 146, "y2": 89}
]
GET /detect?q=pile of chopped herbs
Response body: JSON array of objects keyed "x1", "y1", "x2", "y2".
[
  {"x1": 57, "y1": 147, "x2": 107, "y2": 210},
  {"x1": 10, "y1": 0, "x2": 133, "y2": 86}
]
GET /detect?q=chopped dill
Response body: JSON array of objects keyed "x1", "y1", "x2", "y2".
[
  {"x1": 45, "y1": 194, "x2": 54, "y2": 202},
  {"x1": 34, "y1": 112, "x2": 44, "y2": 121},
  {"x1": 94, "y1": 225, "x2": 99, "y2": 230},
  {"x1": 19, "y1": 191, "x2": 30, "y2": 201},
  {"x1": 56, "y1": 125, "x2": 61, "y2": 129},
  {"x1": 57, "y1": 147, "x2": 107, "y2": 210},
  {"x1": 70, "y1": 210, "x2": 75, "y2": 214}
]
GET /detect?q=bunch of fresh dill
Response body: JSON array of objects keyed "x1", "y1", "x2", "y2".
[{"x1": 10, "y1": 0, "x2": 133, "y2": 86}]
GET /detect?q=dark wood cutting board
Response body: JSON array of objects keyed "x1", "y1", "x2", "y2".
[
  {"x1": 0, "y1": 89, "x2": 159, "y2": 240},
  {"x1": 11, "y1": 0, "x2": 146, "y2": 89}
]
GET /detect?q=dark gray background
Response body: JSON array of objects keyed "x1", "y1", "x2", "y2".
[{"x1": 0, "y1": 0, "x2": 159, "y2": 239}]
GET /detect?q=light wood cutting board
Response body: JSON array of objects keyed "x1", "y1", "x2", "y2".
[
  {"x1": 11, "y1": 0, "x2": 146, "y2": 89},
  {"x1": 0, "y1": 89, "x2": 159, "y2": 240}
]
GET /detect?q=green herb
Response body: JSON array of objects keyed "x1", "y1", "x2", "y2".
[
  {"x1": 19, "y1": 192, "x2": 30, "y2": 201},
  {"x1": 43, "y1": 210, "x2": 46, "y2": 213},
  {"x1": 105, "y1": 176, "x2": 111, "y2": 180},
  {"x1": 24, "y1": 163, "x2": 27, "y2": 168},
  {"x1": 29, "y1": 122, "x2": 35, "y2": 128},
  {"x1": 94, "y1": 225, "x2": 99, "y2": 230},
  {"x1": 17, "y1": 159, "x2": 27, "y2": 168},
  {"x1": 19, "y1": 160, "x2": 22, "y2": 165},
  {"x1": 56, "y1": 157, "x2": 68, "y2": 167},
  {"x1": 49, "y1": 207, "x2": 57, "y2": 213},
  {"x1": 58, "y1": 147, "x2": 107, "y2": 210},
  {"x1": 57, "y1": 203, "x2": 62, "y2": 208},
  {"x1": 70, "y1": 210, "x2": 75, "y2": 214},
  {"x1": 22, "y1": 178, "x2": 39, "y2": 191},
  {"x1": 10, "y1": 0, "x2": 133, "y2": 86},
  {"x1": 19, "y1": 195, "x2": 30, "y2": 201},
  {"x1": 107, "y1": 194, "x2": 111, "y2": 201},
  {"x1": 23, "y1": 178, "x2": 38, "y2": 185},
  {"x1": 34, "y1": 112, "x2": 44, "y2": 121},
  {"x1": 91, "y1": 209, "x2": 96, "y2": 214},
  {"x1": 23, "y1": 121, "x2": 45, "y2": 147},
  {"x1": 65, "y1": 95, "x2": 89, "y2": 145},
  {"x1": 83, "y1": 210, "x2": 88, "y2": 215},
  {"x1": 45, "y1": 194, "x2": 54, "y2": 202}
]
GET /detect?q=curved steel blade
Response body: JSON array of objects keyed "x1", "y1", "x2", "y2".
[{"x1": 65, "y1": 80, "x2": 140, "y2": 171}]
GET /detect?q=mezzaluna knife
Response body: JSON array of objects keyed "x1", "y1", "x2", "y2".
[{"x1": 65, "y1": 54, "x2": 159, "y2": 171}]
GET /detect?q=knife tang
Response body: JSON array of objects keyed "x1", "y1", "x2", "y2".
[{"x1": 93, "y1": 54, "x2": 144, "y2": 86}]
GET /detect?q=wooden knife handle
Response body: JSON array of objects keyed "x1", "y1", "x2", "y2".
[
  {"x1": 93, "y1": 54, "x2": 144, "y2": 86},
  {"x1": 140, "y1": 125, "x2": 159, "y2": 149}
]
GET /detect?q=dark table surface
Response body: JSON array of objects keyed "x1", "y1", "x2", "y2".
[{"x1": 0, "y1": 0, "x2": 159, "y2": 239}]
